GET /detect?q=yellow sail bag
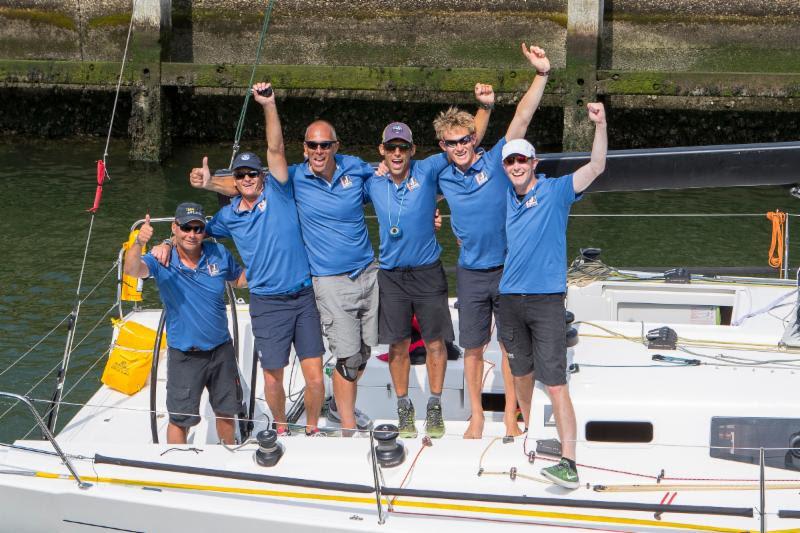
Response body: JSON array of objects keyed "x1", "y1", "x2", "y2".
[{"x1": 101, "y1": 318, "x2": 166, "y2": 395}]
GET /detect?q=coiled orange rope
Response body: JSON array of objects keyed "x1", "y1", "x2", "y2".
[{"x1": 766, "y1": 210, "x2": 787, "y2": 269}]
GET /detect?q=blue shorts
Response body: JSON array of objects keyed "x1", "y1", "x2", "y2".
[{"x1": 250, "y1": 286, "x2": 325, "y2": 370}]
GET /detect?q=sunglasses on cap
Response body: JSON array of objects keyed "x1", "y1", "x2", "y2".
[
  {"x1": 440, "y1": 134, "x2": 474, "y2": 148},
  {"x1": 179, "y1": 223, "x2": 205, "y2": 234},
  {"x1": 233, "y1": 169, "x2": 260, "y2": 179},
  {"x1": 383, "y1": 142, "x2": 412, "y2": 152},
  {"x1": 304, "y1": 140, "x2": 337, "y2": 151},
  {"x1": 503, "y1": 154, "x2": 532, "y2": 166}
]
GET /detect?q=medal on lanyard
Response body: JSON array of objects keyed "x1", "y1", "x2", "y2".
[{"x1": 387, "y1": 178, "x2": 408, "y2": 239}]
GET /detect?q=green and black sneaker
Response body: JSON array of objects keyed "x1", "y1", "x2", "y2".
[
  {"x1": 397, "y1": 401, "x2": 418, "y2": 439},
  {"x1": 425, "y1": 402, "x2": 445, "y2": 439},
  {"x1": 541, "y1": 459, "x2": 580, "y2": 489}
]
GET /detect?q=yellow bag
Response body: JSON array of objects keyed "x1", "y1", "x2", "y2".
[{"x1": 101, "y1": 319, "x2": 167, "y2": 395}]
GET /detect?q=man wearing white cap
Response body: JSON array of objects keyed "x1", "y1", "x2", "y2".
[{"x1": 498, "y1": 102, "x2": 607, "y2": 489}]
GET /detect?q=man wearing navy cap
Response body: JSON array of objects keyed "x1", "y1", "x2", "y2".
[
  {"x1": 183, "y1": 83, "x2": 327, "y2": 436},
  {"x1": 125, "y1": 203, "x2": 247, "y2": 444},
  {"x1": 498, "y1": 103, "x2": 607, "y2": 489}
]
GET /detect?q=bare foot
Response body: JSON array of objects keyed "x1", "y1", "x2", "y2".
[
  {"x1": 463, "y1": 414, "x2": 485, "y2": 439},
  {"x1": 504, "y1": 414, "x2": 524, "y2": 437}
]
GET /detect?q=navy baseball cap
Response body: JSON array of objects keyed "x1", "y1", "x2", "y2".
[
  {"x1": 382, "y1": 122, "x2": 413, "y2": 144},
  {"x1": 175, "y1": 202, "x2": 205, "y2": 225},
  {"x1": 231, "y1": 151, "x2": 263, "y2": 170}
]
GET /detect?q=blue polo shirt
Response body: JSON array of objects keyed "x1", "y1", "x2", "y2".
[
  {"x1": 142, "y1": 242, "x2": 242, "y2": 351},
  {"x1": 499, "y1": 174, "x2": 581, "y2": 295},
  {"x1": 438, "y1": 138, "x2": 510, "y2": 269},
  {"x1": 205, "y1": 176, "x2": 311, "y2": 296},
  {"x1": 290, "y1": 155, "x2": 375, "y2": 276},
  {"x1": 365, "y1": 153, "x2": 448, "y2": 269}
]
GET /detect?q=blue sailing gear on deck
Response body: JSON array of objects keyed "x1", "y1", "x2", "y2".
[
  {"x1": 142, "y1": 242, "x2": 242, "y2": 351},
  {"x1": 438, "y1": 138, "x2": 510, "y2": 270},
  {"x1": 365, "y1": 154, "x2": 448, "y2": 269},
  {"x1": 499, "y1": 173, "x2": 582, "y2": 295},
  {"x1": 205, "y1": 176, "x2": 311, "y2": 296},
  {"x1": 291, "y1": 155, "x2": 375, "y2": 276}
]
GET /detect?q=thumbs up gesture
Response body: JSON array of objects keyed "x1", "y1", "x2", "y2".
[
  {"x1": 189, "y1": 156, "x2": 212, "y2": 189},
  {"x1": 137, "y1": 214, "x2": 154, "y2": 245}
]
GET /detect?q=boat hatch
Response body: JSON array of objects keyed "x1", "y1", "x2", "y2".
[
  {"x1": 585, "y1": 421, "x2": 654, "y2": 443},
  {"x1": 710, "y1": 417, "x2": 800, "y2": 472},
  {"x1": 604, "y1": 285, "x2": 738, "y2": 325}
]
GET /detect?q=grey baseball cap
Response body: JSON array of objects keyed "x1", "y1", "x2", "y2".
[
  {"x1": 231, "y1": 151, "x2": 263, "y2": 170},
  {"x1": 175, "y1": 202, "x2": 205, "y2": 225},
  {"x1": 382, "y1": 122, "x2": 413, "y2": 144}
]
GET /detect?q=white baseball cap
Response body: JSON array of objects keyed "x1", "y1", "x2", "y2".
[{"x1": 501, "y1": 139, "x2": 536, "y2": 160}]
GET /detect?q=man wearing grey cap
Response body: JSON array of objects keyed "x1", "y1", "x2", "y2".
[
  {"x1": 124, "y1": 203, "x2": 247, "y2": 444},
  {"x1": 498, "y1": 102, "x2": 607, "y2": 489}
]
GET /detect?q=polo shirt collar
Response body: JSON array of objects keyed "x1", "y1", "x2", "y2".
[
  {"x1": 452, "y1": 147, "x2": 487, "y2": 178},
  {"x1": 170, "y1": 244, "x2": 208, "y2": 271},
  {"x1": 230, "y1": 188, "x2": 267, "y2": 215},
  {"x1": 303, "y1": 155, "x2": 344, "y2": 186}
]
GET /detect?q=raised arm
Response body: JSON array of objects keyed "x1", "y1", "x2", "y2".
[
  {"x1": 253, "y1": 82, "x2": 288, "y2": 184},
  {"x1": 124, "y1": 214, "x2": 152, "y2": 278},
  {"x1": 505, "y1": 43, "x2": 550, "y2": 141},
  {"x1": 189, "y1": 157, "x2": 238, "y2": 196},
  {"x1": 473, "y1": 83, "x2": 494, "y2": 146},
  {"x1": 572, "y1": 103, "x2": 608, "y2": 193}
]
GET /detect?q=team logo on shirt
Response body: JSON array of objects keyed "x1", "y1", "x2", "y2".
[
  {"x1": 258, "y1": 199, "x2": 267, "y2": 212},
  {"x1": 341, "y1": 175, "x2": 353, "y2": 188},
  {"x1": 475, "y1": 171, "x2": 489, "y2": 185},
  {"x1": 406, "y1": 177, "x2": 420, "y2": 191},
  {"x1": 207, "y1": 263, "x2": 220, "y2": 276},
  {"x1": 525, "y1": 195, "x2": 538, "y2": 208}
]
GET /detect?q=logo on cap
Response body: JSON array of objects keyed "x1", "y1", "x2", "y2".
[
  {"x1": 241, "y1": 154, "x2": 251, "y2": 161},
  {"x1": 392, "y1": 125, "x2": 403, "y2": 133}
]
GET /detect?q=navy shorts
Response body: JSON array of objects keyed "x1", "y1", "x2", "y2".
[
  {"x1": 498, "y1": 293, "x2": 567, "y2": 385},
  {"x1": 456, "y1": 265, "x2": 503, "y2": 349},
  {"x1": 166, "y1": 341, "x2": 242, "y2": 428},
  {"x1": 250, "y1": 286, "x2": 325, "y2": 370},
  {"x1": 377, "y1": 260, "x2": 454, "y2": 345}
]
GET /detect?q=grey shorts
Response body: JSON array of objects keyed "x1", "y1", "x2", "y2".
[
  {"x1": 313, "y1": 261, "x2": 378, "y2": 367},
  {"x1": 166, "y1": 341, "x2": 242, "y2": 428},
  {"x1": 377, "y1": 260, "x2": 455, "y2": 345},
  {"x1": 498, "y1": 293, "x2": 567, "y2": 386},
  {"x1": 456, "y1": 265, "x2": 503, "y2": 349}
]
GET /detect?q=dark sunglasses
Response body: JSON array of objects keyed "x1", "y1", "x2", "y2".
[
  {"x1": 304, "y1": 140, "x2": 337, "y2": 150},
  {"x1": 503, "y1": 154, "x2": 532, "y2": 166},
  {"x1": 440, "y1": 134, "x2": 473, "y2": 148},
  {"x1": 383, "y1": 142, "x2": 412, "y2": 152},
  {"x1": 233, "y1": 170, "x2": 260, "y2": 179},
  {"x1": 179, "y1": 223, "x2": 205, "y2": 234}
]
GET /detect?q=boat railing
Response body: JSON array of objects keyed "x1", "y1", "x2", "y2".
[{"x1": 0, "y1": 391, "x2": 91, "y2": 489}]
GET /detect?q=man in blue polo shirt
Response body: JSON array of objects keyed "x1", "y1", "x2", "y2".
[
  {"x1": 365, "y1": 122, "x2": 453, "y2": 439},
  {"x1": 124, "y1": 204, "x2": 246, "y2": 444},
  {"x1": 187, "y1": 83, "x2": 327, "y2": 436},
  {"x1": 434, "y1": 43, "x2": 551, "y2": 439},
  {"x1": 498, "y1": 103, "x2": 607, "y2": 489}
]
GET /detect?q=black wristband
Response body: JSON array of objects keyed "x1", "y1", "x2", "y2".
[
  {"x1": 537, "y1": 70, "x2": 551, "y2": 77},
  {"x1": 162, "y1": 238, "x2": 173, "y2": 247},
  {"x1": 478, "y1": 102, "x2": 495, "y2": 111}
]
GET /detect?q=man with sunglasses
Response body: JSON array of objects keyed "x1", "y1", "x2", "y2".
[
  {"x1": 124, "y1": 204, "x2": 247, "y2": 444},
  {"x1": 498, "y1": 103, "x2": 607, "y2": 489},
  {"x1": 185, "y1": 83, "x2": 328, "y2": 437},
  {"x1": 433, "y1": 43, "x2": 551, "y2": 439}
]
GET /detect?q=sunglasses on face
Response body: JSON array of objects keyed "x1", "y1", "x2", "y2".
[
  {"x1": 440, "y1": 134, "x2": 474, "y2": 148},
  {"x1": 179, "y1": 224, "x2": 205, "y2": 234},
  {"x1": 383, "y1": 142, "x2": 412, "y2": 152},
  {"x1": 503, "y1": 155, "x2": 532, "y2": 166},
  {"x1": 304, "y1": 140, "x2": 337, "y2": 151},
  {"x1": 233, "y1": 170, "x2": 260, "y2": 179}
]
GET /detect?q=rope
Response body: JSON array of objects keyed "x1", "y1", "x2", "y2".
[
  {"x1": 767, "y1": 210, "x2": 787, "y2": 270},
  {"x1": 229, "y1": 0, "x2": 277, "y2": 167}
]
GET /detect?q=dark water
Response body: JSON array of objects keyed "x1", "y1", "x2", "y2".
[{"x1": 1, "y1": 137, "x2": 798, "y2": 442}]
